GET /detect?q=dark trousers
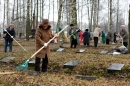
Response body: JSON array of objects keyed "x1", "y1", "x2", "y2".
[
  {"x1": 4, "y1": 39, "x2": 13, "y2": 52},
  {"x1": 84, "y1": 43, "x2": 89, "y2": 46},
  {"x1": 94, "y1": 37, "x2": 98, "y2": 47},
  {"x1": 106, "y1": 39, "x2": 110, "y2": 44},
  {"x1": 71, "y1": 39, "x2": 77, "y2": 48},
  {"x1": 123, "y1": 42, "x2": 128, "y2": 48},
  {"x1": 113, "y1": 38, "x2": 117, "y2": 43},
  {"x1": 35, "y1": 54, "x2": 48, "y2": 72}
]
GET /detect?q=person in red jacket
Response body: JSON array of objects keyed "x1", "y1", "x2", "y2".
[{"x1": 79, "y1": 31, "x2": 84, "y2": 44}]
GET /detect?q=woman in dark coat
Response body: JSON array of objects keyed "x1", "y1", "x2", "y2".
[{"x1": 83, "y1": 29, "x2": 90, "y2": 46}]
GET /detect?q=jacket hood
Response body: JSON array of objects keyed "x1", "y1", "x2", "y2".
[{"x1": 39, "y1": 19, "x2": 51, "y2": 30}]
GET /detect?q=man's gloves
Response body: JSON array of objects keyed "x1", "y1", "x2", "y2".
[
  {"x1": 11, "y1": 36, "x2": 13, "y2": 38},
  {"x1": 54, "y1": 33, "x2": 59, "y2": 37},
  {"x1": 44, "y1": 43, "x2": 48, "y2": 48}
]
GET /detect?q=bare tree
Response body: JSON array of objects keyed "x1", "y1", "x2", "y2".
[
  {"x1": 36, "y1": 0, "x2": 38, "y2": 28},
  {"x1": 57, "y1": 0, "x2": 63, "y2": 29},
  {"x1": 93, "y1": 0, "x2": 97, "y2": 30},
  {"x1": 116, "y1": 0, "x2": 119, "y2": 33},
  {"x1": 70, "y1": 0, "x2": 77, "y2": 26},
  {"x1": 6, "y1": 0, "x2": 9, "y2": 26},
  {"x1": 109, "y1": 0, "x2": 113, "y2": 31},
  {"x1": 11, "y1": 0, "x2": 15, "y2": 23},
  {"x1": 3, "y1": 0, "x2": 6, "y2": 28},
  {"x1": 48, "y1": 0, "x2": 50, "y2": 19},
  {"x1": 26, "y1": 0, "x2": 31, "y2": 41},
  {"x1": 128, "y1": 5, "x2": 130, "y2": 53}
]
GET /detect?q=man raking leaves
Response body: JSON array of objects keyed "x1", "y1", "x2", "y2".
[{"x1": 16, "y1": 19, "x2": 69, "y2": 74}]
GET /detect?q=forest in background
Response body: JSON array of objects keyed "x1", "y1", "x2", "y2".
[{"x1": 0, "y1": 0, "x2": 129, "y2": 37}]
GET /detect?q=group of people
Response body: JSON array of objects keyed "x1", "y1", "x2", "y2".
[
  {"x1": 102, "y1": 25, "x2": 128, "y2": 48},
  {"x1": 3, "y1": 19, "x2": 128, "y2": 75},
  {"x1": 69, "y1": 24, "x2": 91, "y2": 48},
  {"x1": 68, "y1": 24, "x2": 128, "y2": 49}
]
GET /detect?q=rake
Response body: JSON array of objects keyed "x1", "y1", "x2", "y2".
[
  {"x1": 4, "y1": 29, "x2": 27, "y2": 51},
  {"x1": 16, "y1": 25, "x2": 69, "y2": 70}
]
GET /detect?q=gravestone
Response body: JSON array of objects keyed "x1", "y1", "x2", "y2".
[
  {"x1": 75, "y1": 75, "x2": 96, "y2": 81},
  {"x1": 76, "y1": 49, "x2": 85, "y2": 53},
  {"x1": 28, "y1": 60, "x2": 42, "y2": 67},
  {"x1": 0, "y1": 56, "x2": 15, "y2": 63},
  {"x1": 107, "y1": 63, "x2": 124, "y2": 73},
  {"x1": 63, "y1": 60, "x2": 81, "y2": 68},
  {"x1": 56, "y1": 48, "x2": 64, "y2": 52},
  {"x1": 28, "y1": 60, "x2": 35, "y2": 67},
  {"x1": 100, "y1": 50, "x2": 108, "y2": 54}
]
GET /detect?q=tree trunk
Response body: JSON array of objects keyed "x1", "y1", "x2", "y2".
[
  {"x1": 128, "y1": 5, "x2": 130, "y2": 53},
  {"x1": 36, "y1": 0, "x2": 38, "y2": 28},
  {"x1": 48, "y1": 0, "x2": 50, "y2": 19},
  {"x1": 11, "y1": 0, "x2": 15, "y2": 23},
  {"x1": 53, "y1": 0, "x2": 55, "y2": 33},
  {"x1": 23, "y1": 0, "x2": 26, "y2": 36},
  {"x1": 116, "y1": 0, "x2": 119, "y2": 33},
  {"x1": 42, "y1": 0, "x2": 44, "y2": 18},
  {"x1": 3, "y1": 0, "x2": 6, "y2": 29},
  {"x1": 70, "y1": 0, "x2": 77, "y2": 26},
  {"x1": 109, "y1": 0, "x2": 112, "y2": 31},
  {"x1": 26, "y1": 0, "x2": 31, "y2": 41},
  {"x1": 6, "y1": 0, "x2": 9, "y2": 26},
  {"x1": 57, "y1": 0, "x2": 63, "y2": 29},
  {"x1": 93, "y1": 0, "x2": 97, "y2": 30},
  {"x1": 97, "y1": 0, "x2": 100, "y2": 25},
  {"x1": 90, "y1": 0, "x2": 93, "y2": 32}
]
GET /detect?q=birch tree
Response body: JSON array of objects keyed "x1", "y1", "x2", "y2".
[
  {"x1": 109, "y1": 0, "x2": 112, "y2": 31},
  {"x1": 70, "y1": 0, "x2": 77, "y2": 26},
  {"x1": 57, "y1": 0, "x2": 63, "y2": 29},
  {"x1": 93, "y1": 0, "x2": 97, "y2": 30}
]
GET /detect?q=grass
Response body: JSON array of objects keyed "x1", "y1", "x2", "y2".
[{"x1": 0, "y1": 38, "x2": 130, "y2": 85}]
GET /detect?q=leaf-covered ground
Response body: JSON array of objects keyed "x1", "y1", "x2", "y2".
[{"x1": 0, "y1": 38, "x2": 130, "y2": 86}]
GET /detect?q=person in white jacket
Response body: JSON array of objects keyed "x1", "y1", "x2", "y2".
[{"x1": 93, "y1": 25, "x2": 102, "y2": 48}]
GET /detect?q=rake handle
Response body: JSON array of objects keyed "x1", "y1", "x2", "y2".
[
  {"x1": 4, "y1": 29, "x2": 27, "y2": 51},
  {"x1": 29, "y1": 25, "x2": 69, "y2": 59}
]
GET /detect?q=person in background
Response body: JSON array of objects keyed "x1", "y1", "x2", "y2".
[
  {"x1": 3, "y1": 24, "x2": 15, "y2": 52},
  {"x1": 93, "y1": 25, "x2": 102, "y2": 48},
  {"x1": 113, "y1": 32, "x2": 117, "y2": 43},
  {"x1": 106, "y1": 31, "x2": 112, "y2": 44},
  {"x1": 35, "y1": 19, "x2": 58, "y2": 74},
  {"x1": 69, "y1": 24, "x2": 80, "y2": 48},
  {"x1": 79, "y1": 31, "x2": 84, "y2": 45},
  {"x1": 101, "y1": 31, "x2": 106, "y2": 43},
  {"x1": 83, "y1": 29, "x2": 90, "y2": 47},
  {"x1": 120, "y1": 25, "x2": 128, "y2": 47}
]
